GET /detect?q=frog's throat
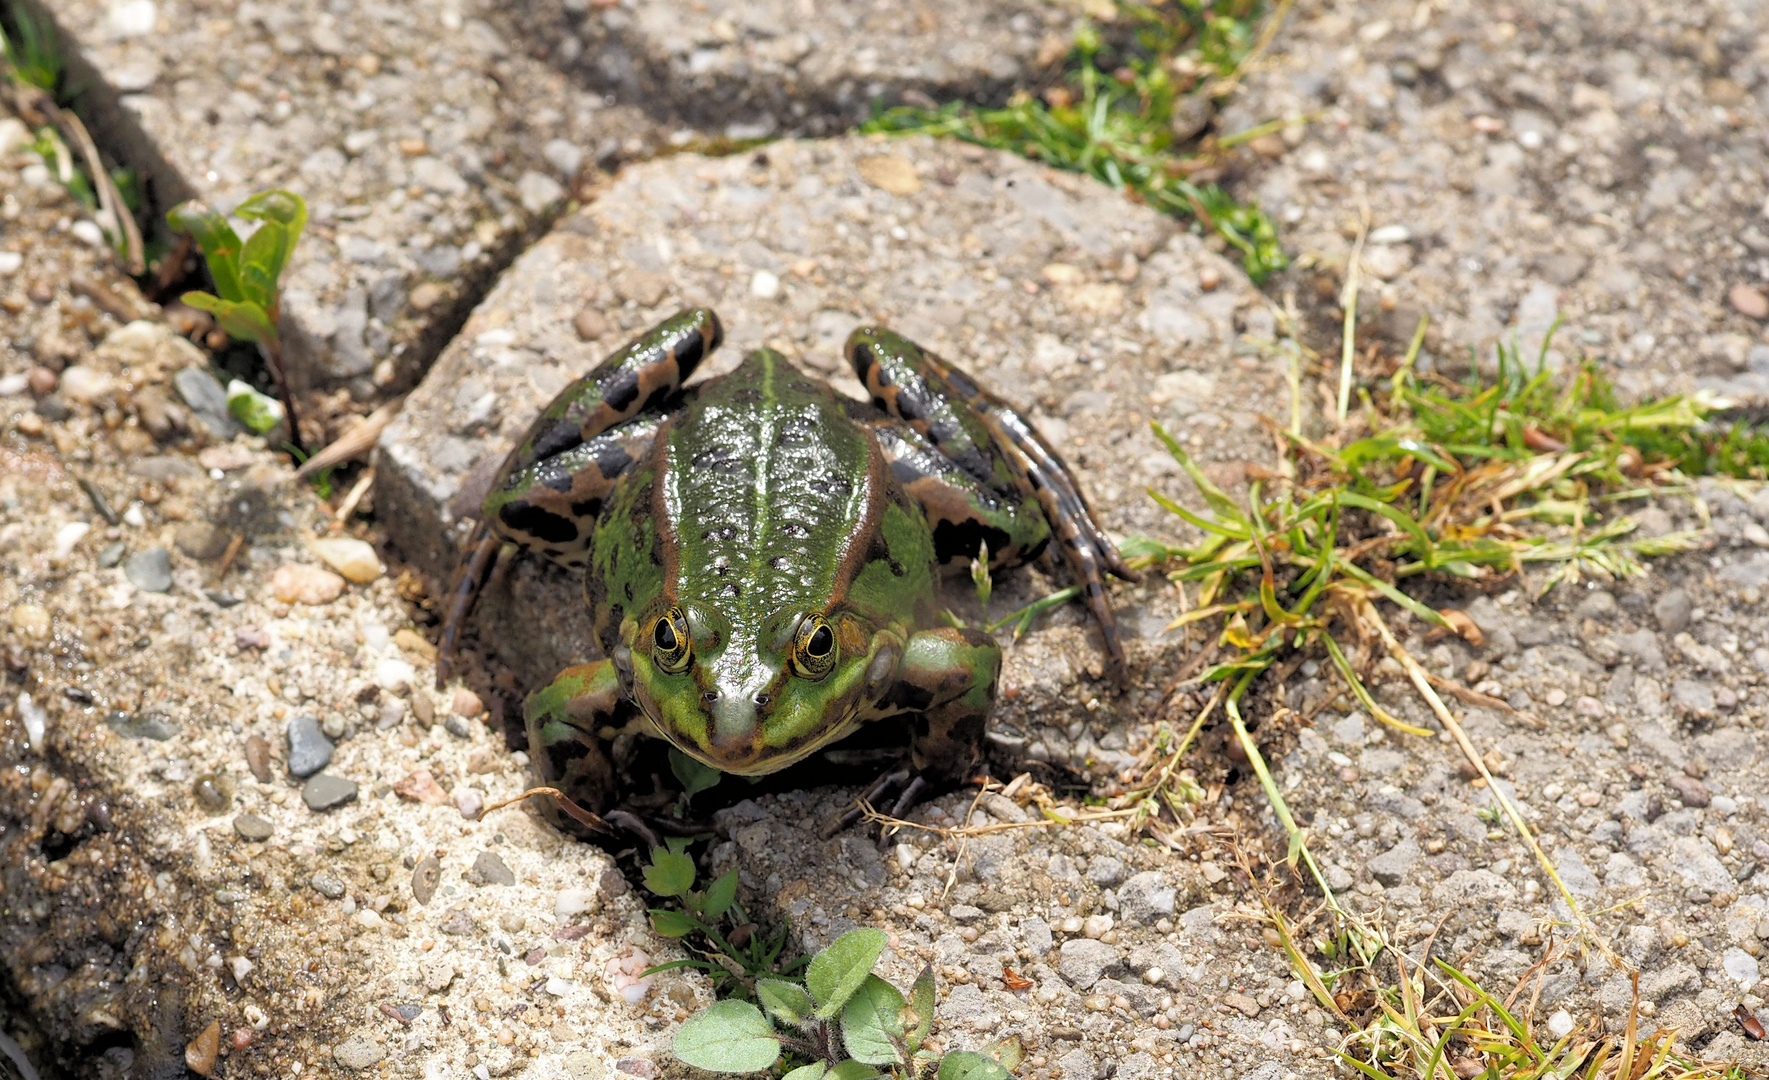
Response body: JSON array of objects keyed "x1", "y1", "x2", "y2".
[{"x1": 644, "y1": 708, "x2": 867, "y2": 778}]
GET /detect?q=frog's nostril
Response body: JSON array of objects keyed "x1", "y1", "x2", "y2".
[
  {"x1": 703, "y1": 691, "x2": 719, "y2": 702},
  {"x1": 753, "y1": 693, "x2": 771, "y2": 706}
]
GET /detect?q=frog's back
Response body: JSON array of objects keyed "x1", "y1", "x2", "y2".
[{"x1": 661, "y1": 351, "x2": 933, "y2": 630}]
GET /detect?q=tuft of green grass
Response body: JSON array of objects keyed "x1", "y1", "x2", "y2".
[
  {"x1": 860, "y1": 0, "x2": 1291, "y2": 282},
  {"x1": 0, "y1": 4, "x2": 62, "y2": 94}
]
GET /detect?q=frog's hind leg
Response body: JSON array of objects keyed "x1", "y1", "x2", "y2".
[
  {"x1": 847, "y1": 328, "x2": 1137, "y2": 682},
  {"x1": 437, "y1": 308, "x2": 721, "y2": 683},
  {"x1": 523, "y1": 660, "x2": 632, "y2": 840}
]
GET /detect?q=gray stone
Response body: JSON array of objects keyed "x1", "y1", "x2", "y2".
[
  {"x1": 311, "y1": 871, "x2": 347, "y2": 899},
  {"x1": 469, "y1": 850, "x2": 516, "y2": 887},
  {"x1": 1654, "y1": 589, "x2": 1692, "y2": 634},
  {"x1": 1117, "y1": 871, "x2": 1176, "y2": 926},
  {"x1": 1056, "y1": 938, "x2": 1122, "y2": 990},
  {"x1": 1668, "y1": 837, "x2": 1733, "y2": 894},
  {"x1": 233, "y1": 813, "x2": 275, "y2": 842},
  {"x1": 284, "y1": 714, "x2": 335, "y2": 778},
  {"x1": 378, "y1": 135, "x2": 1241, "y2": 687},
  {"x1": 107, "y1": 712, "x2": 178, "y2": 740},
  {"x1": 1671, "y1": 679, "x2": 1716, "y2": 719},
  {"x1": 1020, "y1": 916, "x2": 1053, "y2": 956},
  {"x1": 1085, "y1": 855, "x2": 1126, "y2": 888},
  {"x1": 1574, "y1": 590, "x2": 1617, "y2": 620},
  {"x1": 301, "y1": 774, "x2": 359, "y2": 812},
  {"x1": 1431, "y1": 869, "x2": 1517, "y2": 907},
  {"x1": 172, "y1": 367, "x2": 240, "y2": 436},
  {"x1": 1366, "y1": 838, "x2": 1421, "y2": 887},
  {"x1": 332, "y1": 1034, "x2": 386, "y2": 1070},
  {"x1": 1669, "y1": 775, "x2": 1711, "y2": 808},
  {"x1": 123, "y1": 546, "x2": 172, "y2": 593}
]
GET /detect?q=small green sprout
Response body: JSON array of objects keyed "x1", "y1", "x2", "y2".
[
  {"x1": 167, "y1": 189, "x2": 309, "y2": 453},
  {"x1": 225, "y1": 379, "x2": 283, "y2": 435}
]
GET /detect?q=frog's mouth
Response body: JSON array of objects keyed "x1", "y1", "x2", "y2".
[{"x1": 645, "y1": 706, "x2": 867, "y2": 778}]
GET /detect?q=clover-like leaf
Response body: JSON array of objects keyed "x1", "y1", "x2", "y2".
[
  {"x1": 840, "y1": 974, "x2": 906, "y2": 1065},
  {"x1": 224, "y1": 379, "x2": 284, "y2": 434},
  {"x1": 166, "y1": 201, "x2": 243, "y2": 302},
  {"x1": 648, "y1": 909, "x2": 696, "y2": 938},
  {"x1": 701, "y1": 868, "x2": 738, "y2": 921},
  {"x1": 781, "y1": 1065, "x2": 827, "y2": 1080},
  {"x1": 643, "y1": 845, "x2": 696, "y2": 898},
  {"x1": 826, "y1": 1063, "x2": 887, "y2": 1080},
  {"x1": 936, "y1": 1051, "x2": 1015, "y2": 1080},
  {"x1": 806, "y1": 928, "x2": 889, "y2": 1019},
  {"x1": 756, "y1": 978, "x2": 814, "y2": 1026},
  {"x1": 672, "y1": 1000, "x2": 781, "y2": 1072}
]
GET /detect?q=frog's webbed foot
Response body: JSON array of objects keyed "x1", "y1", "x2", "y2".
[{"x1": 826, "y1": 767, "x2": 936, "y2": 840}]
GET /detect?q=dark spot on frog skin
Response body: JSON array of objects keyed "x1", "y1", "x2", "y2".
[
  {"x1": 807, "y1": 475, "x2": 852, "y2": 497},
  {"x1": 537, "y1": 461, "x2": 576, "y2": 493},
  {"x1": 498, "y1": 503, "x2": 580, "y2": 544},
  {"x1": 595, "y1": 440, "x2": 635, "y2": 480},
  {"x1": 671, "y1": 326, "x2": 711, "y2": 369},
  {"x1": 720, "y1": 582, "x2": 742, "y2": 599},
  {"x1": 705, "y1": 525, "x2": 740, "y2": 541},
  {"x1": 601, "y1": 369, "x2": 642, "y2": 412},
  {"x1": 528, "y1": 418, "x2": 583, "y2": 462}
]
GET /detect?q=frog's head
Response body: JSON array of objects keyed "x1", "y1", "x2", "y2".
[{"x1": 613, "y1": 601, "x2": 902, "y2": 776}]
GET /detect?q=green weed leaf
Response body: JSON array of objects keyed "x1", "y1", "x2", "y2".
[
  {"x1": 701, "y1": 868, "x2": 739, "y2": 921},
  {"x1": 782, "y1": 1066, "x2": 828, "y2": 1080},
  {"x1": 224, "y1": 379, "x2": 283, "y2": 434},
  {"x1": 905, "y1": 965, "x2": 936, "y2": 1046},
  {"x1": 669, "y1": 747, "x2": 723, "y2": 798},
  {"x1": 643, "y1": 846, "x2": 696, "y2": 898},
  {"x1": 166, "y1": 201, "x2": 243, "y2": 302},
  {"x1": 648, "y1": 909, "x2": 697, "y2": 938},
  {"x1": 840, "y1": 974, "x2": 906, "y2": 1065},
  {"x1": 806, "y1": 928, "x2": 889, "y2": 1019},
  {"x1": 827, "y1": 1064, "x2": 887, "y2": 1080},
  {"x1": 937, "y1": 1051, "x2": 1015, "y2": 1080},
  {"x1": 755, "y1": 977, "x2": 814, "y2": 1025},
  {"x1": 672, "y1": 1000, "x2": 781, "y2": 1072},
  {"x1": 183, "y1": 292, "x2": 276, "y2": 348}
]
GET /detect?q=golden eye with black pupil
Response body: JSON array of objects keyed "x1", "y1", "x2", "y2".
[
  {"x1": 652, "y1": 608, "x2": 691, "y2": 672},
  {"x1": 792, "y1": 615, "x2": 837, "y2": 679}
]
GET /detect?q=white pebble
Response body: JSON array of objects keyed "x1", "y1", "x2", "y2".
[
  {"x1": 21, "y1": 163, "x2": 50, "y2": 188},
  {"x1": 53, "y1": 521, "x2": 91, "y2": 559},
  {"x1": 0, "y1": 251, "x2": 21, "y2": 274},
  {"x1": 1368, "y1": 224, "x2": 1411, "y2": 245},
  {"x1": 123, "y1": 504, "x2": 147, "y2": 528},
  {"x1": 373, "y1": 657, "x2": 416, "y2": 691},
  {"x1": 107, "y1": 0, "x2": 157, "y2": 36},
  {"x1": 0, "y1": 373, "x2": 26, "y2": 395},
  {"x1": 454, "y1": 787, "x2": 484, "y2": 820},
  {"x1": 895, "y1": 842, "x2": 919, "y2": 871},
  {"x1": 545, "y1": 976, "x2": 575, "y2": 996},
  {"x1": 1144, "y1": 967, "x2": 1165, "y2": 985},
  {"x1": 555, "y1": 887, "x2": 599, "y2": 919},
  {"x1": 18, "y1": 692, "x2": 45, "y2": 750},
  {"x1": 71, "y1": 220, "x2": 106, "y2": 247},
  {"x1": 310, "y1": 536, "x2": 382, "y2": 583},
  {"x1": 1082, "y1": 914, "x2": 1114, "y2": 939},
  {"x1": 58, "y1": 366, "x2": 114, "y2": 403},
  {"x1": 1546, "y1": 1009, "x2": 1573, "y2": 1038},
  {"x1": 749, "y1": 269, "x2": 780, "y2": 299},
  {"x1": 230, "y1": 956, "x2": 254, "y2": 981}
]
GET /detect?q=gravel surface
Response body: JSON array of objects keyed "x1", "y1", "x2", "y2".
[{"x1": 14, "y1": 0, "x2": 1769, "y2": 1076}]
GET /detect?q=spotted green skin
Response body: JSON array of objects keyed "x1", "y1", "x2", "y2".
[{"x1": 478, "y1": 309, "x2": 1127, "y2": 830}]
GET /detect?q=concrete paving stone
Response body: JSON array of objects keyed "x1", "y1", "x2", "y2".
[
  {"x1": 35, "y1": 0, "x2": 661, "y2": 391},
  {"x1": 501, "y1": 0, "x2": 1079, "y2": 137},
  {"x1": 378, "y1": 133, "x2": 1273, "y2": 701}
]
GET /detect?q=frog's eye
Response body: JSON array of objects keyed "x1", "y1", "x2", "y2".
[
  {"x1": 791, "y1": 615, "x2": 837, "y2": 679},
  {"x1": 652, "y1": 608, "x2": 691, "y2": 673}
]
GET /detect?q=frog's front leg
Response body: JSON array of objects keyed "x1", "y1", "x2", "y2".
[
  {"x1": 833, "y1": 627, "x2": 1000, "y2": 834},
  {"x1": 436, "y1": 308, "x2": 723, "y2": 684},
  {"x1": 523, "y1": 660, "x2": 632, "y2": 839}
]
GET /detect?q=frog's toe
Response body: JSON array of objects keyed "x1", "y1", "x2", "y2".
[{"x1": 826, "y1": 766, "x2": 912, "y2": 838}]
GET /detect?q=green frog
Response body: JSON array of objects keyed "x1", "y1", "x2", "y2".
[{"x1": 438, "y1": 308, "x2": 1134, "y2": 834}]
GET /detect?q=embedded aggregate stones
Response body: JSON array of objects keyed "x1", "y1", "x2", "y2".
[
  {"x1": 122, "y1": 544, "x2": 172, "y2": 592},
  {"x1": 378, "y1": 133, "x2": 1268, "y2": 695},
  {"x1": 1057, "y1": 938, "x2": 1122, "y2": 990},
  {"x1": 331, "y1": 1033, "x2": 387, "y2": 1071},
  {"x1": 283, "y1": 713, "x2": 334, "y2": 778},
  {"x1": 504, "y1": 0, "x2": 1078, "y2": 137},
  {"x1": 300, "y1": 772, "x2": 359, "y2": 811},
  {"x1": 469, "y1": 849, "x2": 516, "y2": 886},
  {"x1": 231, "y1": 813, "x2": 274, "y2": 841},
  {"x1": 44, "y1": 0, "x2": 662, "y2": 391}
]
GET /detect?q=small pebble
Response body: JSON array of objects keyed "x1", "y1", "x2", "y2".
[
  {"x1": 1731, "y1": 283, "x2": 1769, "y2": 320},
  {"x1": 302, "y1": 773, "x2": 359, "y2": 811},
  {"x1": 285, "y1": 715, "x2": 335, "y2": 778},
  {"x1": 452, "y1": 687, "x2": 483, "y2": 717},
  {"x1": 310, "y1": 537, "x2": 383, "y2": 583},
  {"x1": 455, "y1": 787, "x2": 485, "y2": 820},
  {"x1": 311, "y1": 871, "x2": 348, "y2": 899},
  {"x1": 393, "y1": 767, "x2": 448, "y2": 806},
  {"x1": 244, "y1": 735, "x2": 273, "y2": 783},
  {"x1": 411, "y1": 855, "x2": 442, "y2": 905},
  {"x1": 185, "y1": 1019, "x2": 221, "y2": 1077},
  {"x1": 411, "y1": 692, "x2": 435, "y2": 728},
  {"x1": 573, "y1": 306, "x2": 608, "y2": 341},
  {"x1": 233, "y1": 813, "x2": 275, "y2": 841},
  {"x1": 469, "y1": 850, "x2": 516, "y2": 887},
  {"x1": 58, "y1": 365, "x2": 113, "y2": 403},
  {"x1": 28, "y1": 367, "x2": 57, "y2": 395},
  {"x1": 174, "y1": 521, "x2": 230, "y2": 560},
  {"x1": 192, "y1": 774, "x2": 232, "y2": 813},
  {"x1": 443, "y1": 715, "x2": 472, "y2": 739},
  {"x1": 97, "y1": 541, "x2": 126, "y2": 568},
  {"x1": 271, "y1": 563, "x2": 346, "y2": 605},
  {"x1": 124, "y1": 546, "x2": 173, "y2": 593}
]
